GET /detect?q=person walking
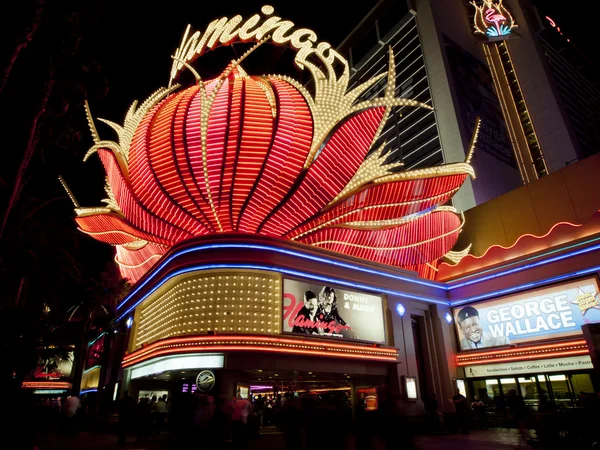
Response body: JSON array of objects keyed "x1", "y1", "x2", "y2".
[
  {"x1": 451, "y1": 390, "x2": 469, "y2": 434},
  {"x1": 471, "y1": 395, "x2": 486, "y2": 429},
  {"x1": 62, "y1": 393, "x2": 81, "y2": 435},
  {"x1": 117, "y1": 391, "x2": 136, "y2": 444},
  {"x1": 424, "y1": 393, "x2": 440, "y2": 433},
  {"x1": 231, "y1": 395, "x2": 253, "y2": 450},
  {"x1": 155, "y1": 394, "x2": 168, "y2": 432},
  {"x1": 254, "y1": 394, "x2": 265, "y2": 429}
]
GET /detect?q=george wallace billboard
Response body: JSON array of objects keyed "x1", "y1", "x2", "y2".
[
  {"x1": 453, "y1": 277, "x2": 600, "y2": 352},
  {"x1": 282, "y1": 278, "x2": 386, "y2": 344}
]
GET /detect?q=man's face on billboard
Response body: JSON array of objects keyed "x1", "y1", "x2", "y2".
[
  {"x1": 305, "y1": 296, "x2": 318, "y2": 313},
  {"x1": 460, "y1": 316, "x2": 482, "y2": 343}
]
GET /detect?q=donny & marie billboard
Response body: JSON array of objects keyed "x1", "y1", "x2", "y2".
[
  {"x1": 453, "y1": 277, "x2": 600, "y2": 351},
  {"x1": 282, "y1": 278, "x2": 386, "y2": 343}
]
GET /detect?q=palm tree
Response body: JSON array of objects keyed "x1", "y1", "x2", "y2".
[
  {"x1": 0, "y1": 1, "x2": 109, "y2": 391},
  {"x1": 67, "y1": 263, "x2": 129, "y2": 394}
]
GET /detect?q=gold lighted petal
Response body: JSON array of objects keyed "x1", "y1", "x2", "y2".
[
  {"x1": 291, "y1": 189, "x2": 460, "y2": 241},
  {"x1": 444, "y1": 244, "x2": 473, "y2": 265},
  {"x1": 102, "y1": 177, "x2": 123, "y2": 214},
  {"x1": 121, "y1": 240, "x2": 149, "y2": 250},
  {"x1": 58, "y1": 175, "x2": 80, "y2": 208},
  {"x1": 75, "y1": 207, "x2": 116, "y2": 217},
  {"x1": 114, "y1": 252, "x2": 161, "y2": 269},
  {"x1": 311, "y1": 217, "x2": 465, "y2": 251},
  {"x1": 330, "y1": 143, "x2": 403, "y2": 206},
  {"x1": 84, "y1": 85, "x2": 180, "y2": 169},
  {"x1": 465, "y1": 116, "x2": 481, "y2": 165},
  {"x1": 334, "y1": 206, "x2": 457, "y2": 230}
]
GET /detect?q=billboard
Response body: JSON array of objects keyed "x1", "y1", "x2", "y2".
[
  {"x1": 282, "y1": 278, "x2": 386, "y2": 343},
  {"x1": 453, "y1": 277, "x2": 600, "y2": 351},
  {"x1": 34, "y1": 350, "x2": 74, "y2": 380}
]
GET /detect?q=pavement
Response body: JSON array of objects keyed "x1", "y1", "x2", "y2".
[{"x1": 35, "y1": 428, "x2": 530, "y2": 450}]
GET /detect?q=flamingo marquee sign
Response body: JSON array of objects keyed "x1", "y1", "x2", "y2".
[{"x1": 470, "y1": 0, "x2": 518, "y2": 38}]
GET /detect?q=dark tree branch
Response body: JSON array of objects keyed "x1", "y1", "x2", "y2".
[
  {"x1": 0, "y1": 77, "x2": 55, "y2": 240},
  {"x1": 0, "y1": 0, "x2": 45, "y2": 96}
]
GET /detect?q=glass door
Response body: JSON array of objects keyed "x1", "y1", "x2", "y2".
[{"x1": 546, "y1": 374, "x2": 574, "y2": 408}]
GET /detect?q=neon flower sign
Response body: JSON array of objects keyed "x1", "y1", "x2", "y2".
[
  {"x1": 471, "y1": 0, "x2": 518, "y2": 38},
  {"x1": 65, "y1": 5, "x2": 478, "y2": 282}
]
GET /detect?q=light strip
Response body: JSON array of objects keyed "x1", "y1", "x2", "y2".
[
  {"x1": 22, "y1": 381, "x2": 72, "y2": 389},
  {"x1": 129, "y1": 353, "x2": 225, "y2": 379},
  {"x1": 33, "y1": 389, "x2": 68, "y2": 395},
  {"x1": 115, "y1": 239, "x2": 600, "y2": 318},
  {"x1": 88, "y1": 332, "x2": 106, "y2": 346},
  {"x1": 450, "y1": 264, "x2": 600, "y2": 306},
  {"x1": 448, "y1": 239, "x2": 600, "y2": 289},
  {"x1": 83, "y1": 365, "x2": 101, "y2": 374},
  {"x1": 124, "y1": 345, "x2": 398, "y2": 367},
  {"x1": 80, "y1": 388, "x2": 99, "y2": 395},
  {"x1": 457, "y1": 349, "x2": 589, "y2": 366},
  {"x1": 116, "y1": 262, "x2": 447, "y2": 322},
  {"x1": 456, "y1": 340, "x2": 587, "y2": 360},
  {"x1": 124, "y1": 335, "x2": 398, "y2": 364},
  {"x1": 117, "y1": 243, "x2": 444, "y2": 310}
]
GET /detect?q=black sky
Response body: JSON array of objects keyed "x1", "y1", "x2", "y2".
[{"x1": 0, "y1": 0, "x2": 595, "y2": 303}]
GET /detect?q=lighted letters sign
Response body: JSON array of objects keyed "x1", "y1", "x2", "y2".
[
  {"x1": 546, "y1": 16, "x2": 571, "y2": 42},
  {"x1": 282, "y1": 278, "x2": 386, "y2": 343},
  {"x1": 454, "y1": 277, "x2": 600, "y2": 351},
  {"x1": 67, "y1": 4, "x2": 478, "y2": 284},
  {"x1": 464, "y1": 355, "x2": 593, "y2": 378},
  {"x1": 471, "y1": 0, "x2": 518, "y2": 39}
]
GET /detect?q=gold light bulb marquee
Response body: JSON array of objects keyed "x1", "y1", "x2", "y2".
[{"x1": 64, "y1": 5, "x2": 478, "y2": 282}]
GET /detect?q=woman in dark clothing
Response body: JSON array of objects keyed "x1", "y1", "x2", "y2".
[{"x1": 318, "y1": 286, "x2": 347, "y2": 326}]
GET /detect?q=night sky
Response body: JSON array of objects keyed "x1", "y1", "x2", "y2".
[{"x1": 0, "y1": 0, "x2": 594, "y2": 311}]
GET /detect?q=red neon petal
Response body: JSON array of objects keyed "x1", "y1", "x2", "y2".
[
  {"x1": 98, "y1": 149, "x2": 190, "y2": 244},
  {"x1": 300, "y1": 210, "x2": 462, "y2": 266},
  {"x1": 261, "y1": 107, "x2": 386, "y2": 236},
  {"x1": 76, "y1": 213, "x2": 159, "y2": 245},
  {"x1": 286, "y1": 174, "x2": 467, "y2": 240},
  {"x1": 238, "y1": 79, "x2": 313, "y2": 233},
  {"x1": 116, "y1": 243, "x2": 166, "y2": 283}
]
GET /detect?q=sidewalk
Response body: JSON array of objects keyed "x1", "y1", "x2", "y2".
[{"x1": 35, "y1": 429, "x2": 528, "y2": 450}]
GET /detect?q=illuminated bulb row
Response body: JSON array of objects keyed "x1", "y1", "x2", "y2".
[
  {"x1": 458, "y1": 344, "x2": 587, "y2": 363},
  {"x1": 126, "y1": 338, "x2": 397, "y2": 366},
  {"x1": 135, "y1": 272, "x2": 280, "y2": 347},
  {"x1": 141, "y1": 275, "x2": 278, "y2": 321}
]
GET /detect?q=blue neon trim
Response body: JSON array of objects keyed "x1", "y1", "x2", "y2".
[
  {"x1": 449, "y1": 265, "x2": 600, "y2": 307},
  {"x1": 115, "y1": 263, "x2": 448, "y2": 323},
  {"x1": 116, "y1": 243, "x2": 443, "y2": 311},
  {"x1": 83, "y1": 365, "x2": 101, "y2": 374},
  {"x1": 448, "y1": 239, "x2": 600, "y2": 290},
  {"x1": 88, "y1": 332, "x2": 107, "y2": 347},
  {"x1": 80, "y1": 388, "x2": 98, "y2": 395}
]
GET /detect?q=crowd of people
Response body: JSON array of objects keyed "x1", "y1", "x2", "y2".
[
  {"x1": 422, "y1": 388, "x2": 600, "y2": 448},
  {"x1": 112, "y1": 385, "x2": 416, "y2": 450},
  {"x1": 21, "y1": 382, "x2": 600, "y2": 449}
]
